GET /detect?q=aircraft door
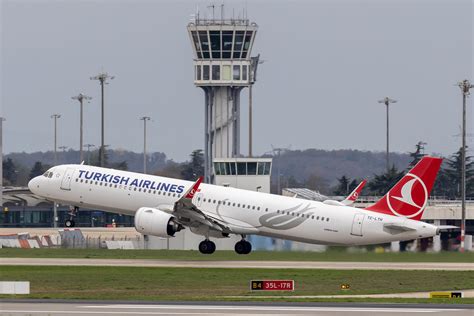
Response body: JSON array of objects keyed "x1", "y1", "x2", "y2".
[
  {"x1": 350, "y1": 213, "x2": 365, "y2": 236},
  {"x1": 60, "y1": 168, "x2": 75, "y2": 191},
  {"x1": 195, "y1": 193, "x2": 203, "y2": 207}
]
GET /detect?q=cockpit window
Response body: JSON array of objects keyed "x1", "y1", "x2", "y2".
[{"x1": 43, "y1": 171, "x2": 53, "y2": 178}]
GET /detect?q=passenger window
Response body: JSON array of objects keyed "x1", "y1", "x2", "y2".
[
  {"x1": 326, "y1": 218, "x2": 330, "y2": 222},
  {"x1": 312, "y1": 216, "x2": 315, "y2": 219},
  {"x1": 321, "y1": 217, "x2": 325, "y2": 221}
]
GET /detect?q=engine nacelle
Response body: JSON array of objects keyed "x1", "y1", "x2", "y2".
[{"x1": 134, "y1": 207, "x2": 183, "y2": 238}]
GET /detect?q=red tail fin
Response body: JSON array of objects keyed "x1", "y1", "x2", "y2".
[{"x1": 365, "y1": 156, "x2": 442, "y2": 221}]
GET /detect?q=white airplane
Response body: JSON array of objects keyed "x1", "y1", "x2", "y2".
[
  {"x1": 323, "y1": 179, "x2": 367, "y2": 206},
  {"x1": 29, "y1": 156, "x2": 444, "y2": 254}
]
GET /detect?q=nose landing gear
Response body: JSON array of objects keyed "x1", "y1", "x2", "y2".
[{"x1": 65, "y1": 206, "x2": 79, "y2": 228}]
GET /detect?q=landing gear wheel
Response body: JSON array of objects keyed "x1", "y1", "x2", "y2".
[
  {"x1": 64, "y1": 219, "x2": 75, "y2": 228},
  {"x1": 235, "y1": 240, "x2": 252, "y2": 255},
  {"x1": 199, "y1": 240, "x2": 216, "y2": 254}
]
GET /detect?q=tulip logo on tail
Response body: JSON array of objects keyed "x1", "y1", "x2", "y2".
[{"x1": 386, "y1": 173, "x2": 428, "y2": 218}]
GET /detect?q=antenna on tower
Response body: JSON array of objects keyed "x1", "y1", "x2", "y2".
[{"x1": 207, "y1": 4, "x2": 215, "y2": 20}]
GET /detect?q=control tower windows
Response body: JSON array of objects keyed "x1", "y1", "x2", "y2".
[
  {"x1": 223, "y1": 65, "x2": 231, "y2": 80},
  {"x1": 222, "y1": 31, "x2": 233, "y2": 58},
  {"x1": 233, "y1": 31, "x2": 244, "y2": 58},
  {"x1": 233, "y1": 65, "x2": 240, "y2": 80},
  {"x1": 210, "y1": 31, "x2": 221, "y2": 58},
  {"x1": 214, "y1": 162, "x2": 221, "y2": 175},
  {"x1": 230, "y1": 162, "x2": 237, "y2": 175},
  {"x1": 237, "y1": 162, "x2": 246, "y2": 175},
  {"x1": 203, "y1": 65, "x2": 210, "y2": 80},
  {"x1": 196, "y1": 65, "x2": 201, "y2": 81},
  {"x1": 191, "y1": 31, "x2": 202, "y2": 58},
  {"x1": 199, "y1": 31, "x2": 209, "y2": 50},
  {"x1": 212, "y1": 65, "x2": 220, "y2": 80},
  {"x1": 215, "y1": 161, "x2": 271, "y2": 176},
  {"x1": 242, "y1": 65, "x2": 248, "y2": 81},
  {"x1": 247, "y1": 162, "x2": 257, "y2": 175}
]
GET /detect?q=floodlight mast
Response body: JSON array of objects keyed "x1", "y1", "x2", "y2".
[
  {"x1": 0, "y1": 117, "x2": 5, "y2": 209},
  {"x1": 90, "y1": 72, "x2": 114, "y2": 167},
  {"x1": 457, "y1": 79, "x2": 473, "y2": 252},
  {"x1": 72, "y1": 93, "x2": 92, "y2": 163},
  {"x1": 50, "y1": 114, "x2": 61, "y2": 165},
  {"x1": 378, "y1": 97, "x2": 398, "y2": 171},
  {"x1": 139, "y1": 116, "x2": 151, "y2": 174}
]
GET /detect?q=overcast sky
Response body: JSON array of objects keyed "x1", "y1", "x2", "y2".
[{"x1": 1, "y1": 0, "x2": 473, "y2": 161}]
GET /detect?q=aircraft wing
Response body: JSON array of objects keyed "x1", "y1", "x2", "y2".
[
  {"x1": 340, "y1": 180, "x2": 367, "y2": 206},
  {"x1": 172, "y1": 177, "x2": 258, "y2": 235}
]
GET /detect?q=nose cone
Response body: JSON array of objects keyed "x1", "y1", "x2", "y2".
[{"x1": 28, "y1": 177, "x2": 40, "y2": 194}]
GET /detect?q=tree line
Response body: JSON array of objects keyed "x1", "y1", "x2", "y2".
[{"x1": 332, "y1": 142, "x2": 473, "y2": 199}]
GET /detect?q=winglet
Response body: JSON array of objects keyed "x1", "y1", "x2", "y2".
[
  {"x1": 184, "y1": 177, "x2": 203, "y2": 199},
  {"x1": 341, "y1": 180, "x2": 367, "y2": 206}
]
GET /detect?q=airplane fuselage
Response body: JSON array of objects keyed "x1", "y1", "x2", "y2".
[{"x1": 29, "y1": 164, "x2": 438, "y2": 246}]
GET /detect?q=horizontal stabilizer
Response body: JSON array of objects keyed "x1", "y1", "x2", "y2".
[
  {"x1": 383, "y1": 222, "x2": 417, "y2": 232},
  {"x1": 437, "y1": 225, "x2": 459, "y2": 231}
]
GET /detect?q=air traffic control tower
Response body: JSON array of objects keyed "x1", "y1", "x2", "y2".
[{"x1": 187, "y1": 13, "x2": 258, "y2": 183}]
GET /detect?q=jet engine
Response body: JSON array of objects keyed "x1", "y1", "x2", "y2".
[{"x1": 134, "y1": 207, "x2": 183, "y2": 238}]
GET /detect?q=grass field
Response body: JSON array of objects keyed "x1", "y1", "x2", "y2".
[
  {"x1": 1, "y1": 248, "x2": 474, "y2": 262},
  {"x1": 0, "y1": 266, "x2": 473, "y2": 303}
]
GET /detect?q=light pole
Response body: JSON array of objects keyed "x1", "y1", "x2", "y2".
[
  {"x1": 140, "y1": 116, "x2": 151, "y2": 174},
  {"x1": 84, "y1": 144, "x2": 95, "y2": 165},
  {"x1": 457, "y1": 79, "x2": 473, "y2": 252},
  {"x1": 72, "y1": 93, "x2": 92, "y2": 163},
  {"x1": 378, "y1": 97, "x2": 397, "y2": 171},
  {"x1": 0, "y1": 117, "x2": 5, "y2": 209},
  {"x1": 90, "y1": 72, "x2": 114, "y2": 167},
  {"x1": 51, "y1": 114, "x2": 61, "y2": 165}
]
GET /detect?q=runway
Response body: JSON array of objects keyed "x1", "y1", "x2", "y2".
[
  {"x1": 0, "y1": 301, "x2": 471, "y2": 316},
  {"x1": 1, "y1": 258, "x2": 473, "y2": 270}
]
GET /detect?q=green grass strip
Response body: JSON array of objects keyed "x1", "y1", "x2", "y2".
[
  {"x1": 0, "y1": 266, "x2": 472, "y2": 302},
  {"x1": 1, "y1": 248, "x2": 474, "y2": 262}
]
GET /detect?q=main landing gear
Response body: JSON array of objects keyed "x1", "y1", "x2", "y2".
[
  {"x1": 65, "y1": 206, "x2": 79, "y2": 228},
  {"x1": 199, "y1": 239, "x2": 216, "y2": 254},
  {"x1": 234, "y1": 238, "x2": 252, "y2": 255}
]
